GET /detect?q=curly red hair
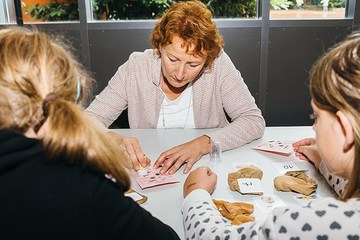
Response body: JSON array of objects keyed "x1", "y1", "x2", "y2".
[{"x1": 151, "y1": 0, "x2": 224, "y2": 70}]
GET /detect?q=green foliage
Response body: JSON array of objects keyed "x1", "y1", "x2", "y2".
[
  {"x1": 304, "y1": 0, "x2": 318, "y2": 4},
  {"x1": 270, "y1": 0, "x2": 294, "y2": 10},
  {"x1": 92, "y1": 0, "x2": 258, "y2": 20},
  {"x1": 22, "y1": 0, "x2": 345, "y2": 22},
  {"x1": 24, "y1": 0, "x2": 79, "y2": 21},
  {"x1": 205, "y1": 0, "x2": 257, "y2": 18},
  {"x1": 290, "y1": 0, "x2": 345, "y2": 8},
  {"x1": 92, "y1": 0, "x2": 170, "y2": 20},
  {"x1": 328, "y1": 0, "x2": 345, "y2": 8}
]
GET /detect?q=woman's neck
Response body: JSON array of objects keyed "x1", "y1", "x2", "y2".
[{"x1": 161, "y1": 76, "x2": 189, "y2": 101}]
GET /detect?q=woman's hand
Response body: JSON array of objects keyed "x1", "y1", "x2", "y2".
[
  {"x1": 106, "y1": 131, "x2": 150, "y2": 170},
  {"x1": 183, "y1": 166, "x2": 217, "y2": 198},
  {"x1": 154, "y1": 135, "x2": 211, "y2": 175},
  {"x1": 292, "y1": 138, "x2": 322, "y2": 169}
]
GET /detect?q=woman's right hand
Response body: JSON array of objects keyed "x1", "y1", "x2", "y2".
[
  {"x1": 183, "y1": 166, "x2": 217, "y2": 198},
  {"x1": 292, "y1": 138, "x2": 322, "y2": 169},
  {"x1": 106, "y1": 131, "x2": 150, "y2": 170}
]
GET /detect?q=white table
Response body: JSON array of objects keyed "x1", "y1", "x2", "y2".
[{"x1": 112, "y1": 127, "x2": 337, "y2": 239}]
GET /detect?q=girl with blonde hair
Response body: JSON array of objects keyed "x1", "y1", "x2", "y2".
[{"x1": 0, "y1": 27, "x2": 179, "y2": 240}]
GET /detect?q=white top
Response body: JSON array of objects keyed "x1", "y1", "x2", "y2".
[{"x1": 157, "y1": 85, "x2": 195, "y2": 129}]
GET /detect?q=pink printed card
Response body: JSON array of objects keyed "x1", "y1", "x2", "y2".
[
  {"x1": 133, "y1": 166, "x2": 179, "y2": 189},
  {"x1": 252, "y1": 140, "x2": 293, "y2": 156}
]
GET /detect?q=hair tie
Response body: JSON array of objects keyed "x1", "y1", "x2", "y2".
[
  {"x1": 42, "y1": 92, "x2": 60, "y2": 117},
  {"x1": 33, "y1": 93, "x2": 60, "y2": 134}
]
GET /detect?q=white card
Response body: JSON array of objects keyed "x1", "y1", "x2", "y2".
[
  {"x1": 253, "y1": 195, "x2": 286, "y2": 212},
  {"x1": 237, "y1": 178, "x2": 264, "y2": 194},
  {"x1": 293, "y1": 194, "x2": 319, "y2": 206},
  {"x1": 272, "y1": 161, "x2": 302, "y2": 174},
  {"x1": 125, "y1": 192, "x2": 143, "y2": 202}
]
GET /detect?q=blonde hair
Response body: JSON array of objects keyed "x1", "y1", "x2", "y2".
[
  {"x1": 310, "y1": 31, "x2": 360, "y2": 200},
  {"x1": 151, "y1": 0, "x2": 224, "y2": 70},
  {"x1": 0, "y1": 27, "x2": 130, "y2": 189}
]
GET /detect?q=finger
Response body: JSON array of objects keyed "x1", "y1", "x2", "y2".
[
  {"x1": 124, "y1": 147, "x2": 141, "y2": 171},
  {"x1": 210, "y1": 172, "x2": 217, "y2": 183},
  {"x1": 206, "y1": 167, "x2": 213, "y2": 176},
  {"x1": 297, "y1": 155, "x2": 308, "y2": 161},
  {"x1": 162, "y1": 152, "x2": 186, "y2": 174},
  {"x1": 182, "y1": 160, "x2": 194, "y2": 174},
  {"x1": 132, "y1": 144, "x2": 147, "y2": 166},
  {"x1": 153, "y1": 156, "x2": 165, "y2": 169},
  {"x1": 297, "y1": 145, "x2": 309, "y2": 155},
  {"x1": 138, "y1": 154, "x2": 150, "y2": 168},
  {"x1": 168, "y1": 155, "x2": 190, "y2": 175},
  {"x1": 292, "y1": 138, "x2": 311, "y2": 147},
  {"x1": 159, "y1": 161, "x2": 171, "y2": 175},
  {"x1": 294, "y1": 151, "x2": 309, "y2": 161},
  {"x1": 144, "y1": 155, "x2": 151, "y2": 165},
  {"x1": 122, "y1": 150, "x2": 133, "y2": 169},
  {"x1": 154, "y1": 150, "x2": 173, "y2": 169}
]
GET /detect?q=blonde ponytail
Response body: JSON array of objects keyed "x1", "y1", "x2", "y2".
[
  {"x1": 43, "y1": 98, "x2": 131, "y2": 190},
  {"x1": 0, "y1": 27, "x2": 131, "y2": 190}
]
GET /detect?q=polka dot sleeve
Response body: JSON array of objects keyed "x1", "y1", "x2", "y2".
[
  {"x1": 182, "y1": 190, "x2": 360, "y2": 240},
  {"x1": 319, "y1": 161, "x2": 348, "y2": 197},
  {"x1": 182, "y1": 189, "x2": 267, "y2": 240}
]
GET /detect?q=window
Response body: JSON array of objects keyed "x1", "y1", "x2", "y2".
[
  {"x1": 270, "y1": 0, "x2": 346, "y2": 19},
  {"x1": 91, "y1": 0, "x2": 258, "y2": 20},
  {"x1": 21, "y1": 0, "x2": 79, "y2": 22},
  {"x1": 0, "y1": 0, "x2": 349, "y2": 23},
  {"x1": 0, "y1": 1, "x2": 14, "y2": 23}
]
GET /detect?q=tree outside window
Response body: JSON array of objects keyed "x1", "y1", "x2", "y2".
[{"x1": 19, "y1": 0, "x2": 346, "y2": 22}]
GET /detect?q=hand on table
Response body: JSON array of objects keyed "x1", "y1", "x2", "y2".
[
  {"x1": 154, "y1": 135, "x2": 211, "y2": 175},
  {"x1": 183, "y1": 166, "x2": 217, "y2": 198},
  {"x1": 292, "y1": 138, "x2": 322, "y2": 169},
  {"x1": 106, "y1": 131, "x2": 150, "y2": 171}
]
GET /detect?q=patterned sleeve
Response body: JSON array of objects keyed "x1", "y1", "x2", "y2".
[
  {"x1": 319, "y1": 161, "x2": 348, "y2": 197},
  {"x1": 182, "y1": 189, "x2": 267, "y2": 240},
  {"x1": 182, "y1": 190, "x2": 360, "y2": 240}
]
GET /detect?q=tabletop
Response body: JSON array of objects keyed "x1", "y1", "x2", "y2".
[{"x1": 112, "y1": 127, "x2": 337, "y2": 239}]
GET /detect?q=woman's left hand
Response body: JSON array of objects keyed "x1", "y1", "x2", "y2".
[{"x1": 154, "y1": 135, "x2": 211, "y2": 174}]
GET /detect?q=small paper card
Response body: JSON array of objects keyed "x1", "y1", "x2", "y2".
[
  {"x1": 272, "y1": 161, "x2": 303, "y2": 174},
  {"x1": 237, "y1": 178, "x2": 264, "y2": 195},
  {"x1": 293, "y1": 194, "x2": 319, "y2": 206},
  {"x1": 125, "y1": 191, "x2": 144, "y2": 202},
  {"x1": 133, "y1": 166, "x2": 179, "y2": 189},
  {"x1": 252, "y1": 195, "x2": 286, "y2": 212},
  {"x1": 125, "y1": 188, "x2": 148, "y2": 204},
  {"x1": 252, "y1": 140, "x2": 293, "y2": 156}
]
